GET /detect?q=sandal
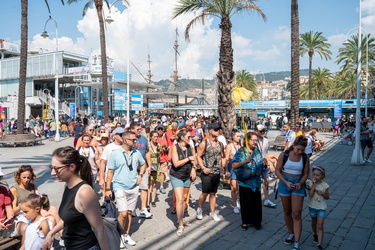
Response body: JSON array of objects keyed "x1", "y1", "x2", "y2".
[
  {"x1": 176, "y1": 226, "x2": 184, "y2": 236},
  {"x1": 183, "y1": 220, "x2": 192, "y2": 227},
  {"x1": 171, "y1": 208, "x2": 176, "y2": 214}
]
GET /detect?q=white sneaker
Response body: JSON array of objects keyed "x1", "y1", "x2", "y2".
[
  {"x1": 236, "y1": 198, "x2": 240, "y2": 208},
  {"x1": 196, "y1": 207, "x2": 203, "y2": 220},
  {"x1": 132, "y1": 210, "x2": 137, "y2": 217},
  {"x1": 124, "y1": 234, "x2": 136, "y2": 246},
  {"x1": 209, "y1": 212, "x2": 221, "y2": 222},
  {"x1": 120, "y1": 235, "x2": 125, "y2": 248},
  {"x1": 366, "y1": 158, "x2": 372, "y2": 163},
  {"x1": 264, "y1": 199, "x2": 277, "y2": 208},
  {"x1": 139, "y1": 208, "x2": 152, "y2": 218},
  {"x1": 233, "y1": 206, "x2": 240, "y2": 214}
]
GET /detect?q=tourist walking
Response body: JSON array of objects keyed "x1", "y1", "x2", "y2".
[
  {"x1": 275, "y1": 136, "x2": 309, "y2": 250},
  {"x1": 225, "y1": 129, "x2": 242, "y2": 213},
  {"x1": 105, "y1": 131, "x2": 147, "y2": 246},
  {"x1": 306, "y1": 166, "x2": 330, "y2": 250},
  {"x1": 44, "y1": 146, "x2": 110, "y2": 250},
  {"x1": 196, "y1": 123, "x2": 226, "y2": 222},
  {"x1": 283, "y1": 123, "x2": 296, "y2": 151},
  {"x1": 170, "y1": 129, "x2": 197, "y2": 236},
  {"x1": 232, "y1": 132, "x2": 268, "y2": 230},
  {"x1": 360, "y1": 117, "x2": 373, "y2": 162}
]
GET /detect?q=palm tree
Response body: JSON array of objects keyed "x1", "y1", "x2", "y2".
[
  {"x1": 174, "y1": 0, "x2": 266, "y2": 139},
  {"x1": 235, "y1": 70, "x2": 259, "y2": 100},
  {"x1": 67, "y1": 0, "x2": 129, "y2": 121},
  {"x1": 17, "y1": 0, "x2": 56, "y2": 134},
  {"x1": 300, "y1": 31, "x2": 332, "y2": 99},
  {"x1": 290, "y1": 0, "x2": 300, "y2": 129},
  {"x1": 311, "y1": 67, "x2": 332, "y2": 99},
  {"x1": 336, "y1": 34, "x2": 375, "y2": 77}
]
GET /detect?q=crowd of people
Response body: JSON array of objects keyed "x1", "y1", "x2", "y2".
[{"x1": 5, "y1": 112, "x2": 372, "y2": 250}]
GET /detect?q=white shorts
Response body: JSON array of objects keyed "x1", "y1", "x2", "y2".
[
  {"x1": 139, "y1": 171, "x2": 149, "y2": 190},
  {"x1": 115, "y1": 186, "x2": 139, "y2": 212}
]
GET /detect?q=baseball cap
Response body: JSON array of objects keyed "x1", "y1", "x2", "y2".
[
  {"x1": 208, "y1": 123, "x2": 222, "y2": 130},
  {"x1": 113, "y1": 127, "x2": 125, "y2": 134},
  {"x1": 155, "y1": 124, "x2": 165, "y2": 131},
  {"x1": 257, "y1": 124, "x2": 265, "y2": 131}
]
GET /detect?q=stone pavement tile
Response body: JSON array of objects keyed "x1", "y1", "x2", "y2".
[
  {"x1": 347, "y1": 205, "x2": 362, "y2": 219},
  {"x1": 323, "y1": 218, "x2": 341, "y2": 234},
  {"x1": 358, "y1": 205, "x2": 375, "y2": 219},
  {"x1": 334, "y1": 227, "x2": 349, "y2": 237},
  {"x1": 344, "y1": 226, "x2": 372, "y2": 243},
  {"x1": 352, "y1": 217, "x2": 375, "y2": 229},
  {"x1": 364, "y1": 195, "x2": 375, "y2": 206},
  {"x1": 327, "y1": 207, "x2": 351, "y2": 220},
  {"x1": 339, "y1": 218, "x2": 355, "y2": 230},
  {"x1": 327, "y1": 235, "x2": 345, "y2": 249}
]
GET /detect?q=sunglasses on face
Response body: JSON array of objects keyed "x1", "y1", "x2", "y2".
[
  {"x1": 260, "y1": 130, "x2": 266, "y2": 133},
  {"x1": 125, "y1": 138, "x2": 138, "y2": 143},
  {"x1": 157, "y1": 128, "x2": 164, "y2": 131},
  {"x1": 49, "y1": 164, "x2": 69, "y2": 173},
  {"x1": 89, "y1": 129, "x2": 94, "y2": 131}
]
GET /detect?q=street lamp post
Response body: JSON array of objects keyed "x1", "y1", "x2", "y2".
[
  {"x1": 75, "y1": 86, "x2": 84, "y2": 116},
  {"x1": 41, "y1": 16, "x2": 60, "y2": 142},
  {"x1": 105, "y1": 0, "x2": 131, "y2": 123},
  {"x1": 41, "y1": 88, "x2": 51, "y2": 119},
  {"x1": 351, "y1": 0, "x2": 365, "y2": 165}
]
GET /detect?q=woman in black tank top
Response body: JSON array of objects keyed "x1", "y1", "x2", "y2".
[{"x1": 43, "y1": 146, "x2": 110, "y2": 250}]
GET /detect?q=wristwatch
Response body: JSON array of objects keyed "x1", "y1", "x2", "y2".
[{"x1": 139, "y1": 174, "x2": 144, "y2": 178}]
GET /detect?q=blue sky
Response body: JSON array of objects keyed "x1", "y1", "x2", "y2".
[{"x1": 0, "y1": 0, "x2": 374, "y2": 82}]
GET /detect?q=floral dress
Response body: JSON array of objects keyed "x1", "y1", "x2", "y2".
[{"x1": 232, "y1": 147, "x2": 266, "y2": 191}]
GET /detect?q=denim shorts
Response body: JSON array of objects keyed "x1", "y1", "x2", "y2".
[
  {"x1": 309, "y1": 207, "x2": 326, "y2": 218},
  {"x1": 230, "y1": 169, "x2": 237, "y2": 180},
  {"x1": 170, "y1": 175, "x2": 192, "y2": 188},
  {"x1": 278, "y1": 174, "x2": 305, "y2": 197}
]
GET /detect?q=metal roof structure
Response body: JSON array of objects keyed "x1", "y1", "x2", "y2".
[{"x1": 78, "y1": 81, "x2": 162, "y2": 90}]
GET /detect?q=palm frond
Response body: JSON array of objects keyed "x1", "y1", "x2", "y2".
[{"x1": 184, "y1": 12, "x2": 207, "y2": 42}]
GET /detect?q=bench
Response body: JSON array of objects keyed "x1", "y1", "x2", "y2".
[
  {"x1": 269, "y1": 135, "x2": 286, "y2": 150},
  {"x1": 0, "y1": 237, "x2": 21, "y2": 249},
  {"x1": 0, "y1": 134, "x2": 43, "y2": 147}
]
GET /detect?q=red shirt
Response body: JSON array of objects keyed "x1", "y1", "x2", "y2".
[
  {"x1": 166, "y1": 129, "x2": 177, "y2": 146},
  {"x1": 157, "y1": 134, "x2": 169, "y2": 163},
  {"x1": 0, "y1": 186, "x2": 11, "y2": 220}
]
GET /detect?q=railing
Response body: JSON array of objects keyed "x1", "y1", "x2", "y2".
[
  {"x1": 59, "y1": 102, "x2": 70, "y2": 116},
  {"x1": 35, "y1": 90, "x2": 55, "y2": 110}
]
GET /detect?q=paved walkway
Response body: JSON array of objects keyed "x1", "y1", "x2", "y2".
[{"x1": 1, "y1": 130, "x2": 374, "y2": 250}]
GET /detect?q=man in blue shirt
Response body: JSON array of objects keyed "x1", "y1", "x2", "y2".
[
  {"x1": 129, "y1": 122, "x2": 152, "y2": 218},
  {"x1": 106, "y1": 130, "x2": 146, "y2": 246}
]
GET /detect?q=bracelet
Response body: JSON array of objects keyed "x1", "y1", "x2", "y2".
[{"x1": 105, "y1": 188, "x2": 111, "y2": 191}]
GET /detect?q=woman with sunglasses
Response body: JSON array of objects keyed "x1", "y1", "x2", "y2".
[
  {"x1": 43, "y1": 146, "x2": 110, "y2": 250},
  {"x1": 232, "y1": 132, "x2": 267, "y2": 231},
  {"x1": 275, "y1": 135, "x2": 309, "y2": 250},
  {"x1": 10, "y1": 165, "x2": 38, "y2": 245}
]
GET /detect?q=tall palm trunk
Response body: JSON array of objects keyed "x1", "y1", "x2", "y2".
[
  {"x1": 17, "y1": 0, "x2": 28, "y2": 134},
  {"x1": 308, "y1": 52, "x2": 313, "y2": 99},
  {"x1": 95, "y1": 0, "x2": 109, "y2": 120},
  {"x1": 290, "y1": 0, "x2": 300, "y2": 129},
  {"x1": 217, "y1": 16, "x2": 235, "y2": 140}
]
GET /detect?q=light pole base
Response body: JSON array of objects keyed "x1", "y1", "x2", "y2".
[
  {"x1": 351, "y1": 147, "x2": 365, "y2": 165},
  {"x1": 55, "y1": 130, "x2": 61, "y2": 142}
]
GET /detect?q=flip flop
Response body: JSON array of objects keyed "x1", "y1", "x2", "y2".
[
  {"x1": 183, "y1": 220, "x2": 192, "y2": 227},
  {"x1": 171, "y1": 208, "x2": 176, "y2": 214},
  {"x1": 176, "y1": 226, "x2": 184, "y2": 236}
]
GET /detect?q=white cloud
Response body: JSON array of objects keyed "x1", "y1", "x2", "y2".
[{"x1": 26, "y1": 0, "x2": 293, "y2": 82}]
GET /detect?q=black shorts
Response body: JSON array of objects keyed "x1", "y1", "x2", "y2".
[
  {"x1": 200, "y1": 173, "x2": 220, "y2": 194},
  {"x1": 361, "y1": 139, "x2": 373, "y2": 150}
]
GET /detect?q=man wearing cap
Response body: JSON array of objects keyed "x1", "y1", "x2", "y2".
[
  {"x1": 177, "y1": 117, "x2": 185, "y2": 127},
  {"x1": 155, "y1": 124, "x2": 170, "y2": 194},
  {"x1": 73, "y1": 120, "x2": 84, "y2": 147},
  {"x1": 129, "y1": 122, "x2": 152, "y2": 219},
  {"x1": 196, "y1": 123, "x2": 226, "y2": 222},
  {"x1": 99, "y1": 127, "x2": 124, "y2": 192},
  {"x1": 256, "y1": 125, "x2": 277, "y2": 208}
]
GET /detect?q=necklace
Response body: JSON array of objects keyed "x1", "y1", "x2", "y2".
[{"x1": 178, "y1": 143, "x2": 188, "y2": 158}]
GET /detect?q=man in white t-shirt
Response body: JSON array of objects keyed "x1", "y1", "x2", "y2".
[
  {"x1": 283, "y1": 123, "x2": 296, "y2": 151},
  {"x1": 282, "y1": 115, "x2": 288, "y2": 126},
  {"x1": 99, "y1": 127, "x2": 124, "y2": 191}
]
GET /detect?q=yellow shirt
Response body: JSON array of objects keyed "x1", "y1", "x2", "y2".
[{"x1": 295, "y1": 131, "x2": 303, "y2": 137}]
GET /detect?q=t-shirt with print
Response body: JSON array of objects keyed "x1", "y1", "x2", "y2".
[
  {"x1": 157, "y1": 135, "x2": 169, "y2": 163},
  {"x1": 135, "y1": 135, "x2": 149, "y2": 159},
  {"x1": 306, "y1": 180, "x2": 329, "y2": 210}
]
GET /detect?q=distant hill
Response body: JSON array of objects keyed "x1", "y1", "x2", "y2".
[{"x1": 155, "y1": 70, "x2": 309, "y2": 90}]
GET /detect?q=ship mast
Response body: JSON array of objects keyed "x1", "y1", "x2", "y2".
[{"x1": 170, "y1": 27, "x2": 180, "y2": 91}]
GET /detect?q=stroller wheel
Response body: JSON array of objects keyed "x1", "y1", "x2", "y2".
[
  {"x1": 218, "y1": 183, "x2": 223, "y2": 190},
  {"x1": 348, "y1": 141, "x2": 353, "y2": 146}
]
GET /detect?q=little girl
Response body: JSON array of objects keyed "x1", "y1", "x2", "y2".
[
  {"x1": 20, "y1": 194, "x2": 52, "y2": 250},
  {"x1": 306, "y1": 166, "x2": 330, "y2": 250}
]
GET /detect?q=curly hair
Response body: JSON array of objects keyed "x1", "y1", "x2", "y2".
[{"x1": 14, "y1": 165, "x2": 36, "y2": 185}]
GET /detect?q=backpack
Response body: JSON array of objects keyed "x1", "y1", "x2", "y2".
[
  {"x1": 274, "y1": 150, "x2": 308, "y2": 199},
  {"x1": 77, "y1": 146, "x2": 96, "y2": 158}
]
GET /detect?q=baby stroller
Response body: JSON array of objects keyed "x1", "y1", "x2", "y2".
[{"x1": 340, "y1": 129, "x2": 355, "y2": 145}]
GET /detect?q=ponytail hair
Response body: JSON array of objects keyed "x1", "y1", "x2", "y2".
[
  {"x1": 289, "y1": 135, "x2": 308, "y2": 151},
  {"x1": 52, "y1": 146, "x2": 93, "y2": 187},
  {"x1": 41, "y1": 194, "x2": 51, "y2": 211},
  {"x1": 21, "y1": 193, "x2": 46, "y2": 209}
]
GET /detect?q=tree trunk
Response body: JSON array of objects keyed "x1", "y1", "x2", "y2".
[
  {"x1": 17, "y1": 0, "x2": 28, "y2": 134},
  {"x1": 95, "y1": 0, "x2": 109, "y2": 121},
  {"x1": 217, "y1": 16, "x2": 235, "y2": 141},
  {"x1": 308, "y1": 53, "x2": 313, "y2": 99},
  {"x1": 290, "y1": 0, "x2": 300, "y2": 130}
]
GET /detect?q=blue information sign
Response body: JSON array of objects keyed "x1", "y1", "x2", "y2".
[
  {"x1": 69, "y1": 103, "x2": 76, "y2": 120},
  {"x1": 334, "y1": 100, "x2": 342, "y2": 119}
]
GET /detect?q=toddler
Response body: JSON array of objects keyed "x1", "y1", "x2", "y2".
[
  {"x1": 306, "y1": 166, "x2": 330, "y2": 250},
  {"x1": 20, "y1": 194, "x2": 52, "y2": 250}
]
